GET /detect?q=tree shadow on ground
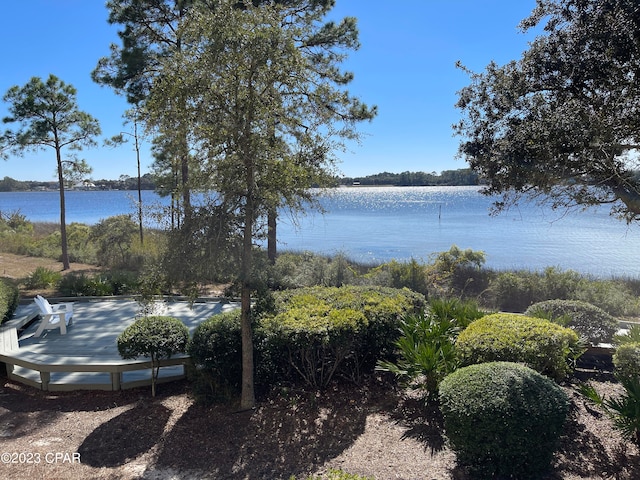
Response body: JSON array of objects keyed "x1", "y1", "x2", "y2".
[
  {"x1": 382, "y1": 371, "x2": 640, "y2": 480},
  {"x1": 0, "y1": 374, "x2": 155, "y2": 441},
  {"x1": 78, "y1": 400, "x2": 171, "y2": 467},
  {"x1": 389, "y1": 394, "x2": 447, "y2": 454},
  {"x1": 386, "y1": 392, "x2": 473, "y2": 480},
  {"x1": 548, "y1": 386, "x2": 640, "y2": 480},
  {"x1": 153, "y1": 378, "x2": 397, "y2": 479}
]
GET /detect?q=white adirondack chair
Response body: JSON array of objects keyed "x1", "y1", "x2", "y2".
[{"x1": 33, "y1": 295, "x2": 74, "y2": 337}]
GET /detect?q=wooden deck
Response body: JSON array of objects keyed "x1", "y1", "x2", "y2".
[{"x1": 0, "y1": 297, "x2": 239, "y2": 391}]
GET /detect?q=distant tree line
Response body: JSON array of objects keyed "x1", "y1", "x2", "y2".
[
  {"x1": 0, "y1": 174, "x2": 156, "y2": 192},
  {"x1": 339, "y1": 168, "x2": 480, "y2": 186},
  {"x1": 0, "y1": 169, "x2": 480, "y2": 192}
]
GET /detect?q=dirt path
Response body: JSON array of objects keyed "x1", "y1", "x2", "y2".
[
  {"x1": 0, "y1": 252, "x2": 101, "y2": 297},
  {"x1": 0, "y1": 253, "x2": 99, "y2": 280}
]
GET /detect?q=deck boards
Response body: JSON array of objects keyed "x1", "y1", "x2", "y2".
[{"x1": 1, "y1": 298, "x2": 239, "y2": 391}]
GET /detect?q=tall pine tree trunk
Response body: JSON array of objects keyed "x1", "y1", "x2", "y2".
[
  {"x1": 267, "y1": 208, "x2": 277, "y2": 264},
  {"x1": 56, "y1": 146, "x2": 70, "y2": 270}
]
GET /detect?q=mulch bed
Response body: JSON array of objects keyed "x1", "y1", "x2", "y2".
[{"x1": 1, "y1": 361, "x2": 640, "y2": 479}]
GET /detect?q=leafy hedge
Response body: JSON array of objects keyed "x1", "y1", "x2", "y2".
[
  {"x1": 0, "y1": 278, "x2": 19, "y2": 323},
  {"x1": 613, "y1": 343, "x2": 640, "y2": 380},
  {"x1": 439, "y1": 362, "x2": 569, "y2": 479},
  {"x1": 58, "y1": 271, "x2": 140, "y2": 297},
  {"x1": 525, "y1": 299, "x2": 619, "y2": 345},
  {"x1": 189, "y1": 286, "x2": 425, "y2": 392},
  {"x1": 189, "y1": 310, "x2": 243, "y2": 398},
  {"x1": 260, "y1": 286, "x2": 426, "y2": 388},
  {"x1": 456, "y1": 313, "x2": 582, "y2": 381}
]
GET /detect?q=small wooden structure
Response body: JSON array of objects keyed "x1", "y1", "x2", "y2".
[{"x1": 0, "y1": 298, "x2": 238, "y2": 392}]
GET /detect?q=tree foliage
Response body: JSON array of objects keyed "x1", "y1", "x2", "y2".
[
  {"x1": 94, "y1": 0, "x2": 198, "y2": 219},
  {"x1": 90, "y1": 215, "x2": 139, "y2": 268},
  {"x1": 1, "y1": 75, "x2": 101, "y2": 269},
  {"x1": 454, "y1": 0, "x2": 640, "y2": 223},
  {"x1": 142, "y1": 0, "x2": 376, "y2": 409}
]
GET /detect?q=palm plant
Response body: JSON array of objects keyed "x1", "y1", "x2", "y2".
[
  {"x1": 377, "y1": 311, "x2": 460, "y2": 400},
  {"x1": 614, "y1": 324, "x2": 640, "y2": 346},
  {"x1": 580, "y1": 376, "x2": 640, "y2": 445}
]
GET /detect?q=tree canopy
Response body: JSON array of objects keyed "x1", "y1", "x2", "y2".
[
  {"x1": 137, "y1": 0, "x2": 375, "y2": 409},
  {"x1": 454, "y1": 0, "x2": 640, "y2": 223},
  {"x1": 1, "y1": 75, "x2": 101, "y2": 269},
  {"x1": 94, "y1": 0, "x2": 197, "y2": 219}
]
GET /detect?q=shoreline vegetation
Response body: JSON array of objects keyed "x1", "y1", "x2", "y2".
[
  {"x1": 0, "y1": 168, "x2": 479, "y2": 192},
  {"x1": 1, "y1": 215, "x2": 639, "y2": 319}
]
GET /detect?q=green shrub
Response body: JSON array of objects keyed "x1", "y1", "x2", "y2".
[
  {"x1": 0, "y1": 210, "x2": 32, "y2": 234},
  {"x1": 439, "y1": 362, "x2": 569, "y2": 479},
  {"x1": 90, "y1": 215, "x2": 138, "y2": 268},
  {"x1": 376, "y1": 310, "x2": 459, "y2": 400},
  {"x1": 0, "y1": 278, "x2": 20, "y2": 323},
  {"x1": 525, "y1": 299, "x2": 619, "y2": 345},
  {"x1": 615, "y1": 324, "x2": 640, "y2": 345},
  {"x1": 613, "y1": 343, "x2": 640, "y2": 380},
  {"x1": 261, "y1": 296, "x2": 368, "y2": 388},
  {"x1": 427, "y1": 297, "x2": 487, "y2": 329},
  {"x1": 539, "y1": 266, "x2": 582, "y2": 300},
  {"x1": 485, "y1": 270, "x2": 543, "y2": 312},
  {"x1": 188, "y1": 310, "x2": 243, "y2": 400},
  {"x1": 272, "y1": 251, "x2": 359, "y2": 289},
  {"x1": 117, "y1": 315, "x2": 189, "y2": 396},
  {"x1": 57, "y1": 272, "x2": 137, "y2": 297},
  {"x1": 22, "y1": 266, "x2": 62, "y2": 289},
  {"x1": 2, "y1": 221, "x2": 95, "y2": 264},
  {"x1": 101, "y1": 271, "x2": 140, "y2": 295},
  {"x1": 65, "y1": 223, "x2": 95, "y2": 264},
  {"x1": 456, "y1": 313, "x2": 582, "y2": 381},
  {"x1": 481, "y1": 267, "x2": 640, "y2": 316},
  {"x1": 368, "y1": 259, "x2": 429, "y2": 295},
  {"x1": 483, "y1": 267, "x2": 581, "y2": 312},
  {"x1": 575, "y1": 277, "x2": 640, "y2": 317},
  {"x1": 260, "y1": 286, "x2": 426, "y2": 387},
  {"x1": 427, "y1": 245, "x2": 486, "y2": 297}
]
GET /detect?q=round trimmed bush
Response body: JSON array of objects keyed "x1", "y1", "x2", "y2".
[
  {"x1": 188, "y1": 310, "x2": 242, "y2": 396},
  {"x1": 117, "y1": 315, "x2": 189, "y2": 396},
  {"x1": 117, "y1": 315, "x2": 189, "y2": 361},
  {"x1": 456, "y1": 313, "x2": 581, "y2": 380},
  {"x1": 525, "y1": 299, "x2": 619, "y2": 345},
  {"x1": 614, "y1": 342, "x2": 640, "y2": 380},
  {"x1": 439, "y1": 362, "x2": 569, "y2": 479}
]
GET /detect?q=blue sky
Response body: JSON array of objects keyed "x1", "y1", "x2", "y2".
[{"x1": 1, "y1": 1, "x2": 539, "y2": 182}]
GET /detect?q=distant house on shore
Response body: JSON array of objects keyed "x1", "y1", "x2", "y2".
[{"x1": 72, "y1": 180, "x2": 96, "y2": 190}]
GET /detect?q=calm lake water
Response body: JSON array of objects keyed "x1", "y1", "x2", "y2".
[{"x1": 1, "y1": 187, "x2": 639, "y2": 277}]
